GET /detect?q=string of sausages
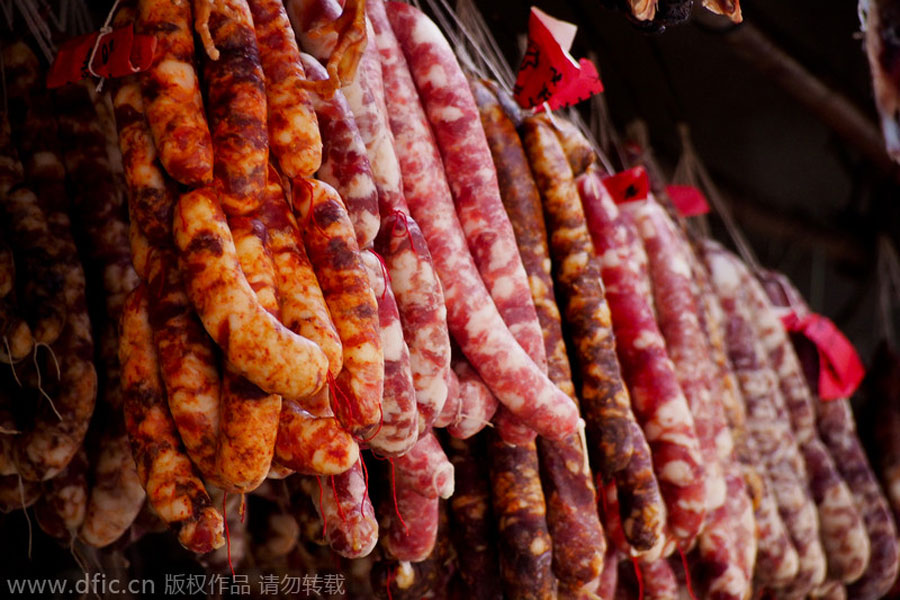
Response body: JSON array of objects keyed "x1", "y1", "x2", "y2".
[{"x1": 0, "y1": 3, "x2": 897, "y2": 600}]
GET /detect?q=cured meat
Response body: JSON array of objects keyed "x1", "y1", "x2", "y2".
[
  {"x1": 137, "y1": 0, "x2": 213, "y2": 185},
  {"x1": 639, "y1": 557, "x2": 679, "y2": 600},
  {"x1": 369, "y1": 0, "x2": 576, "y2": 440},
  {"x1": 689, "y1": 242, "x2": 789, "y2": 588},
  {"x1": 0, "y1": 108, "x2": 24, "y2": 196},
  {"x1": 216, "y1": 212, "x2": 284, "y2": 491},
  {"x1": 0, "y1": 475, "x2": 40, "y2": 513},
  {"x1": 360, "y1": 250, "x2": 418, "y2": 456},
  {"x1": 741, "y1": 271, "x2": 870, "y2": 583},
  {"x1": 388, "y1": 3, "x2": 546, "y2": 374},
  {"x1": 350, "y1": 14, "x2": 451, "y2": 432},
  {"x1": 376, "y1": 213, "x2": 451, "y2": 433},
  {"x1": 3, "y1": 45, "x2": 96, "y2": 481},
  {"x1": 300, "y1": 54, "x2": 380, "y2": 250},
  {"x1": 862, "y1": 0, "x2": 900, "y2": 162},
  {"x1": 110, "y1": 3, "x2": 177, "y2": 245},
  {"x1": 0, "y1": 184, "x2": 65, "y2": 347},
  {"x1": 601, "y1": 419, "x2": 669, "y2": 558},
  {"x1": 766, "y1": 275, "x2": 900, "y2": 600},
  {"x1": 0, "y1": 244, "x2": 12, "y2": 299},
  {"x1": 293, "y1": 178, "x2": 383, "y2": 436},
  {"x1": 809, "y1": 581, "x2": 847, "y2": 600},
  {"x1": 248, "y1": 0, "x2": 322, "y2": 179},
  {"x1": 434, "y1": 367, "x2": 460, "y2": 428},
  {"x1": 444, "y1": 434, "x2": 503, "y2": 600},
  {"x1": 216, "y1": 209, "x2": 281, "y2": 493},
  {"x1": 79, "y1": 428, "x2": 145, "y2": 547},
  {"x1": 199, "y1": 0, "x2": 268, "y2": 216},
  {"x1": 540, "y1": 164, "x2": 632, "y2": 480},
  {"x1": 579, "y1": 168, "x2": 705, "y2": 549},
  {"x1": 381, "y1": 485, "x2": 440, "y2": 562},
  {"x1": 393, "y1": 433, "x2": 454, "y2": 499},
  {"x1": 0, "y1": 295, "x2": 33, "y2": 363},
  {"x1": 300, "y1": 462, "x2": 378, "y2": 558},
  {"x1": 488, "y1": 432, "x2": 557, "y2": 598},
  {"x1": 256, "y1": 171, "x2": 342, "y2": 380},
  {"x1": 596, "y1": 546, "x2": 619, "y2": 600},
  {"x1": 519, "y1": 128, "x2": 636, "y2": 475},
  {"x1": 285, "y1": 0, "x2": 368, "y2": 94},
  {"x1": 13, "y1": 274, "x2": 95, "y2": 482},
  {"x1": 634, "y1": 199, "x2": 727, "y2": 514},
  {"x1": 145, "y1": 249, "x2": 221, "y2": 483},
  {"x1": 446, "y1": 358, "x2": 499, "y2": 439},
  {"x1": 119, "y1": 285, "x2": 224, "y2": 553},
  {"x1": 173, "y1": 186, "x2": 328, "y2": 402},
  {"x1": 822, "y1": 397, "x2": 900, "y2": 599},
  {"x1": 374, "y1": 501, "x2": 457, "y2": 597},
  {"x1": 489, "y1": 108, "x2": 606, "y2": 586},
  {"x1": 551, "y1": 117, "x2": 598, "y2": 178},
  {"x1": 704, "y1": 243, "x2": 826, "y2": 596},
  {"x1": 216, "y1": 366, "x2": 280, "y2": 493},
  {"x1": 635, "y1": 205, "x2": 752, "y2": 598},
  {"x1": 34, "y1": 448, "x2": 88, "y2": 540},
  {"x1": 274, "y1": 400, "x2": 358, "y2": 475},
  {"x1": 54, "y1": 79, "x2": 138, "y2": 315},
  {"x1": 702, "y1": 1, "x2": 742, "y2": 23}
]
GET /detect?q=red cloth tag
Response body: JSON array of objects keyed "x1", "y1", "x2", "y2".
[
  {"x1": 601, "y1": 166, "x2": 650, "y2": 205},
  {"x1": 780, "y1": 311, "x2": 865, "y2": 400},
  {"x1": 665, "y1": 185, "x2": 710, "y2": 217},
  {"x1": 47, "y1": 24, "x2": 156, "y2": 89},
  {"x1": 513, "y1": 7, "x2": 603, "y2": 110}
]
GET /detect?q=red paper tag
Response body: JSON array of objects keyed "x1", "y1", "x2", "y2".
[
  {"x1": 512, "y1": 7, "x2": 603, "y2": 110},
  {"x1": 665, "y1": 185, "x2": 710, "y2": 217},
  {"x1": 47, "y1": 24, "x2": 156, "y2": 89},
  {"x1": 601, "y1": 167, "x2": 650, "y2": 205},
  {"x1": 780, "y1": 311, "x2": 865, "y2": 399}
]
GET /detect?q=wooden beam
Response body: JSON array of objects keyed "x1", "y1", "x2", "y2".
[{"x1": 702, "y1": 16, "x2": 900, "y2": 184}]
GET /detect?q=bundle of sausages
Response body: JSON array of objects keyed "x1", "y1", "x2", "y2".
[{"x1": 2, "y1": 2, "x2": 898, "y2": 599}]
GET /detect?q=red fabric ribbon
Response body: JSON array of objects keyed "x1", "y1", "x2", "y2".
[{"x1": 780, "y1": 311, "x2": 865, "y2": 400}]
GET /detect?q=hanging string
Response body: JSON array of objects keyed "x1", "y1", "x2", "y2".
[
  {"x1": 222, "y1": 493, "x2": 235, "y2": 576},
  {"x1": 631, "y1": 556, "x2": 644, "y2": 600},
  {"x1": 18, "y1": 475, "x2": 32, "y2": 559},
  {"x1": 455, "y1": 0, "x2": 517, "y2": 89},
  {"x1": 14, "y1": 0, "x2": 56, "y2": 64},
  {"x1": 85, "y1": 0, "x2": 123, "y2": 92},
  {"x1": 0, "y1": 0, "x2": 14, "y2": 30},
  {"x1": 433, "y1": 0, "x2": 509, "y2": 88},
  {"x1": 676, "y1": 124, "x2": 761, "y2": 272}
]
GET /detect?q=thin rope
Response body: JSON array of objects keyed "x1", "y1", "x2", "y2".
[
  {"x1": 33, "y1": 343, "x2": 62, "y2": 421},
  {"x1": 4, "y1": 337, "x2": 22, "y2": 387},
  {"x1": 86, "y1": 0, "x2": 122, "y2": 92},
  {"x1": 18, "y1": 474, "x2": 32, "y2": 559}
]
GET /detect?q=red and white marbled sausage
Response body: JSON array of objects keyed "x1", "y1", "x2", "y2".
[
  {"x1": 300, "y1": 54, "x2": 380, "y2": 249},
  {"x1": 360, "y1": 250, "x2": 418, "y2": 456},
  {"x1": 386, "y1": 2, "x2": 546, "y2": 373},
  {"x1": 580, "y1": 171, "x2": 705, "y2": 550},
  {"x1": 392, "y1": 432, "x2": 454, "y2": 499},
  {"x1": 368, "y1": 0, "x2": 577, "y2": 440}
]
